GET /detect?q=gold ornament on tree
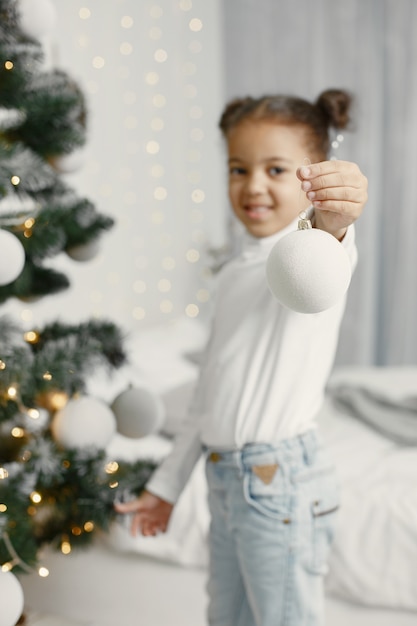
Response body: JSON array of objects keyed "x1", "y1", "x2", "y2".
[{"x1": 35, "y1": 389, "x2": 69, "y2": 413}]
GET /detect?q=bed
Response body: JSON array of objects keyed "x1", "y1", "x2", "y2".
[{"x1": 19, "y1": 319, "x2": 417, "y2": 625}]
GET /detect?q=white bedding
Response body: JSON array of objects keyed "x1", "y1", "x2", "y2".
[
  {"x1": 91, "y1": 321, "x2": 417, "y2": 612},
  {"x1": 318, "y1": 397, "x2": 417, "y2": 610}
]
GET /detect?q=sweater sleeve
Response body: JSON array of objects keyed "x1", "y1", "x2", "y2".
[
  {"x1": 144, "y1": 335, "x2": 212, "y2": 504},
  {"x1": 340, "y1": 223, "x2": 358, "y2": 272},
  {"x1": 144, "y1": 409, "x2": 202, "y2": 504},
  {"x1": 308, "y1": 204, "x2": 358, "y2": 273},
  {"x1": 310, "y1": 204, "x2": 358, "y2": 272}
]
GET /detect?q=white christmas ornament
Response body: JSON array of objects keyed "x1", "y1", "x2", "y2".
[
  {"x1": 266, "y1": 213, "x2": 352, "y2": 314},
  {"x1": 18, "y1": 0, "x2": 57, "y2": 38},
  {"x1": 0, "y1": 571, "x2": 24, "y2": 626},
  {"x1": 51, "y1": 396, "x2": 116, "y2": 449},
  {"x1": 111, "y1": 386, "x2": 166, "y2": 438},
  {"x1": 66, "y1": 239, "x2": 100, "y2": 262},
  {"x1": 48, "y1": 149, "x2": 86, "y2": 174},
  {"x1": 0, "y1": 229, "x2": 25, "y2": 286}
]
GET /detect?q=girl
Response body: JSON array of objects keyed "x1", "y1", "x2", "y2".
[{"x1": 115, "y1": 89, "x2": 368, "y2": 626}]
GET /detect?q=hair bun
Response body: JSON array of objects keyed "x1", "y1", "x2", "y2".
[{"x1": 315, "y1": 89, "x2": 353, "y2": 130}]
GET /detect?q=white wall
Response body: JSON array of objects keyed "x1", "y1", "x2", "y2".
[{"x1": 6, "y1": 0, "x2": 227, "y2": 335}]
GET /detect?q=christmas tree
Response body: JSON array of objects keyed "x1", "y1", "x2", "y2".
[{"x1": 0, "y1": 0, "x2": 156, "y2": 593}]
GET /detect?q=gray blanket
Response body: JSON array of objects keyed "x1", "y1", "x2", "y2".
[{"x1": 327, "y1": 367, "x2": 417, "y2": 445}]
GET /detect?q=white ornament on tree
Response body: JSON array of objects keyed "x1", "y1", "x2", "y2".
[
  {"x1": 48, "y1": 149, "x2": 86, "y2": 174},
  {"x1": 0, "y1": 570, "x2": 24, "y2": 626},
  {"x1": 18, "y1": 0, "x2": 57, "y2": 39},
  {"x1": 111, "y1": 386, "x2": 166, "y2": 438},
  {"x1": 0, "y1": 229, "x2": 25, "y2": 286},
  {"x1": 266, "y1": 212, "x2": 352, "y2": 314},
  {"x1": 51, "y1": 396, "x2": 116, "y2": 449},
  {"x1": 66, "y1": 239, "x2": 101, "y2": 262}
]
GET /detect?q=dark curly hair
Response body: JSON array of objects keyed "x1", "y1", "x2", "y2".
[{"x1": 219, "y1": 89, "x2": 353, "y2": 160}]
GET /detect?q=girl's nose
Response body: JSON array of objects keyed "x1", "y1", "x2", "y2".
[{"x1": 245, "y1": 170, "x2": 266, "y2": 194}]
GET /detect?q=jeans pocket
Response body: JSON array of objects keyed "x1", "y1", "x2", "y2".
[
  {"x1": 243, "y1": 463, "x2": 293, "y2": 521},
  {"x1": 307, "y1": 470, "x2": 340, "y2": 576}
]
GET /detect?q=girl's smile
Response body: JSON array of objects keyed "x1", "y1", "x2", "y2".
[{"x1": 244, "y1": 204, "x2": 273, "y2": 219}]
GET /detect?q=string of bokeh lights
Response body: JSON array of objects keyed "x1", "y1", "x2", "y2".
[
  {"x1": 14, "y1": 2, "x2": 212, "y2": 328},
  {"x1": 82, "y1": 1, "x2": 210, "y2": 324}
]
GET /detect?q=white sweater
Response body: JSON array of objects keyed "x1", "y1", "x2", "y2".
[{"x1": 147, "y1": 217, "x2": 357, "y2": 503}]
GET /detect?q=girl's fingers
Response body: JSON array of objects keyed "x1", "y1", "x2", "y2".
[
  {"x1": 131, "y1": 512, "x2": 146, "y2": 536},
  {"x1": 297, "y1": 159, "x2": 361, "y2": 180},
  {"x1": 140, "y1": 519, "x2": 167, "y2": 536},
  {"x1": 297, "y1": 160, "x2": 368, "y2": 236},
  {"x1": 130, "y1": 511, "x2": 169, "y2": 537},
  {"x1": 141, "y1": 521, "x2": 156, "y2": 536},
  {"x1": 114, "y1": 499, "x2": 143, "y2": 514},
  {"x1": 311, "y1": 200, "x2": 363, "y2": 218},
  {"x1": 305, "y1": 185, "x2": 366, "y2": 205},
  {"x1": 298, "y1": 162, "x2": 367, "y2": 197},
  {"x1": 301, "y1": 171, "x2": 365, "y2": 193},
  {"x1": 297, "y1": 161, "x2": 368, "y2": 221}
]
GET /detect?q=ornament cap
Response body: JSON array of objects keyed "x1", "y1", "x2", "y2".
[{"x1": 297, "y1": 205, "x2": 315, "y2": 230}]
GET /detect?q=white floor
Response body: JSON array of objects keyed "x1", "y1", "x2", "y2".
[{"x1": 19, "y1": 538, "x2": 417, "y2": 626}]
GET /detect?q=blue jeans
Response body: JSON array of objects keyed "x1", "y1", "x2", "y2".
[{"x1": 204, "y1": 430, "x2": 339, "y2": 626}]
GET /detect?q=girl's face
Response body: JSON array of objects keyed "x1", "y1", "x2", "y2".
[{"x1": 226, "y1": 120, "x2": 312, "y2": 238}]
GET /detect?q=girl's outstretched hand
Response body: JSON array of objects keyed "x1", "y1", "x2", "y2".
[
  {"x1": 114, "y1": 489, "x2": 174, "y2": 537},
  {"x1": 297, "y1": 160, "x2": 368, "y2": 240}
]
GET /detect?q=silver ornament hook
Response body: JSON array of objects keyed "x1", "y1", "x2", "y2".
[{"x1": 297, "y1": 210, "x2": 313, "y2": 230}]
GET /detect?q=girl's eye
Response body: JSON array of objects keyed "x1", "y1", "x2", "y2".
[
  {"x1": 269, "y1": 166, "x2": 285, "y2": 176},
  {"x1": 229, "y1": 167, "x2": 246, "y2": 176}
]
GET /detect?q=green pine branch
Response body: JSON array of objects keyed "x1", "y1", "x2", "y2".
[
  {"x1": 0, "y1": 444, "x2": 157, "y2": 572},
  {"x1": 4, "y1": 70, "x2": 87, "y2": 158},
  {"x1": 0, "y1": 0, "x2": 158, "y2": 576},
  {"x1": 0, "y1": 316, "x2": 128, "y2": 412}
]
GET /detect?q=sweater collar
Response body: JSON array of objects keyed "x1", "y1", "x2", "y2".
[{"x1": 240, "y1": 216, "x2": 299, "y2": 260}]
